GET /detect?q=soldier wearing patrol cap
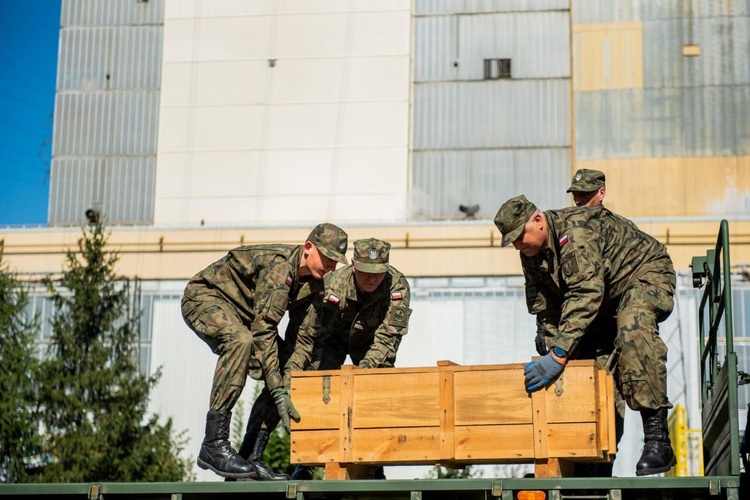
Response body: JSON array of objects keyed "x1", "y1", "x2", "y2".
[
  {"x1": 567, "y1": 168, "x2": 606, "y2": 207},
  {"x1": 181, "y1": 223, "x2": 348, "y2": 480},
  {"x1": 493, "y1": 195, "x2": 677, "y2": 477},
  {"x1": 290, "y1": 238, "x2": 412, "y2": 480}
]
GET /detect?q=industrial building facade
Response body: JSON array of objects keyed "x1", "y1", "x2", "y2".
[{"x1": 4, "y1": 0, "x2": 749, "y2": 480}]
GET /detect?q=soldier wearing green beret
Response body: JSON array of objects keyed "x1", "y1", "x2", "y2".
[
  {"x1": 181, "y1": 223, "x2": 348, "y2": 480},
  {"x1": 494, "y1": 195, "x2": 676, "y2": 477},
  {"x1": 567, "y1": 168, "x2": 606, "y2": 207},
  {"x1": 290, "y1": 238, "x2": 412, "y2": 480}
]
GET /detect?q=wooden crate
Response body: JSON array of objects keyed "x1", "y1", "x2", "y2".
[{"x1": 290, "y1": 360, "x2": 616, "y2": 479}]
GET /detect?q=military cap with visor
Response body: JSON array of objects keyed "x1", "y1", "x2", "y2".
[
  {"x1": 493, "y1": 195, "x2": 539, "y2": 247},
  {"x1": 308, "y1": 223, "x2": 349, "y2": 264},
  {"x1": 567, "y1": 168, "x2": 606, "y2": 193},
  {"x1": 352, "y1": 238, "x2": 391, "y2": 273}
]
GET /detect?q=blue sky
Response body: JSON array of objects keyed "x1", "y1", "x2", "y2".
[{"x1": 0, "y1": 0, "x2": 61, "y2": 226}]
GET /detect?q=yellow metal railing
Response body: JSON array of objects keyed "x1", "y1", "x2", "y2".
[{"x1": 666, "y1": 404, "x2": 704, "y2": 476}]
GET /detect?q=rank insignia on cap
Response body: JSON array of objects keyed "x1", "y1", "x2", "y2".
[
  {"x1": 327, "y1": 294, "x2": 340, "y2": 304},
  {"x1": 575, "y1": 172, "x2": 582, "y2": 181},
  {"x1": 559, "y1": 235, "x2": 569, "y2": 247},
  {"x1": 339, "y1": 241, "x2": 346, "y2": 252},
  {"x1": 285, "y1": 276, "x2": 293, "y2": 286},
  {"x1": 391, "y1": 291, "x2": 403, "y2": 300},
  {"x1": 369, "y1": 248, "x2": 378, "y2": 259}
]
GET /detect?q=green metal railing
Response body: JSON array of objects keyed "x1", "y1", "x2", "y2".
[{"x1": 693, "y1": 219, "x2": 741, "y2": 477}]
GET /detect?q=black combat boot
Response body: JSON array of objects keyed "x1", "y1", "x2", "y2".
[
  {"x1": 197, "y1": 410, "x2": 255, "y2": 479},
  {"x1": 636, "y1": 408, "x2": 676, "y2": 476},
  {"x1": 291, "y1": 465, "x2": 315, "y2": 480},
  {"x1": 239, "y1": 429, "x2": 290, "y2": 481}
]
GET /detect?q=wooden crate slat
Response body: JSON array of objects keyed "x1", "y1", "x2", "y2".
[
  {"x1": 454, "y1": 424, "x2": 535, "y2": 460},
  {"x1": 351, "y1": 427, "x2": 442, "y2": 463},
  {"x1": 353, "y1": 372, "x2": 440, "y2": 428}
]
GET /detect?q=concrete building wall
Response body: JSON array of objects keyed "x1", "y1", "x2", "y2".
[{"x1": 153, "y1": 0, "x2": 412, "y2": 226}]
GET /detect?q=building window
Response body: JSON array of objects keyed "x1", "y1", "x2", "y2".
[{"x1": 484, "y1": 59, "x2": 511, "y2": 80}]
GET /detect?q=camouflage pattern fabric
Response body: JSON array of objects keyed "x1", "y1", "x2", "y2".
[
  {"x1": 567, "y1": 168, "x2": 606, "y2": 193},
  {"x1": 521, "y1": 206, "x2": 675, "y2": 411},
  {"x1": 302, "y1": 264, "x2": 412, "y2": 371},
  {"x1": 182, "y1": 244, "x2": 323, "y2": 411}
]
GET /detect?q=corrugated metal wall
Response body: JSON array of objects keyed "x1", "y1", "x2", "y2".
[
  {"x1": 412, "y1": 2, "x2": 572, "y2": 219},
  {"x1": 50, "y1": 0, "x2": 163, "y2": 226},
  {"x1": 573, "y1": 0, "x2": 750, "y2": 217}
]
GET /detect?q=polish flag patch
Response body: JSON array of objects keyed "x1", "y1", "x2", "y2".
[
  {"x1": 285, "y1": 276, "x2": 293, "y2": 286},
  {"x1": 318, "y1": 290, "x2": 325, "y2": 298},
  {"x1": 559, "y1": 235, "x2": 569, "y2": 247},
  {"x1": 391, "y1": 291, "x2": 403, "y2": 301},
  {"x1": 328, "y1": 294, "x2": 340, "y2": 304}
]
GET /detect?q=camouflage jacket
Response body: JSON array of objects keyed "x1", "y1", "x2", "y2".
[
  {"x1": 295, "y1": 265, "x2": 412, "y2": 372},
  {"x1": 521, "y1": 206, "x2": 675, "y2": 354},
  {"x1": 184, "y1": 244, "x2": 323, "y2": 391}
]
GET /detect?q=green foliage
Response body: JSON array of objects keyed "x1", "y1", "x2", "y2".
[
  {"x1": 35, "y1": 221, "x2": 193, "y2": 482},
  {"x1": 264, "y1": 426, "x2": 294, "y2": 476},
  {"x1": 0, "y1": 254, "x2": 42, "y2": 482},
  {"x1": 426, "y1": 465, "x2": 482, "y2": 479}
]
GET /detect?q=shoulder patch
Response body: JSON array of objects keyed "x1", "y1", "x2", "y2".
[
  {"x1": 327, "y1": 294, "x2": 340, "y2": 304},
  {"x1": 318, "y1": 290, "x2": 325, "y2": 298},
  {"x1": 285, "y1": 275, "x2": 292, "y2": 286},
  {"x1": 391, "y1": 291, "x2": 403, "y2": 301},
  {"x1": 559, "y1": 235, "x2": 569, "y2": 247}
]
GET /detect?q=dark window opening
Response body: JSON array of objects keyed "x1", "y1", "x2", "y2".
[{"x1": 484, "y1": 59, "x2": 511, "y2": 80}]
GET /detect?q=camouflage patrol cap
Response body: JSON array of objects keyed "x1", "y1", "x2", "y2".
[
  {"x1": 352, "y1": 238, "x2": 390, "y2": 273},
  {"x1": 567, "y1": 169, "x2": 606, "y2": 193},
  {"x1": 308, "y1": 223, "x2": 348, "y2": 264},
  {"x1": 493, "y1": 195, "x2": 538, "y2": 247}
]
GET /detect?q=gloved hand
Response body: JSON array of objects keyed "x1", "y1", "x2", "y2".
[
  {"x1": 271, "y1": 386, "x2": 300, "y2": 434},
  {"x1": 524, "y1": 353, "x2": 565, "y2": 392},
  {"x1": 535, "y1": 326, "x2": 549, "y2": 356}
]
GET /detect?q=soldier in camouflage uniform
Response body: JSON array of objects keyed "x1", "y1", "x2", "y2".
[
  {"x1": 493, "y1": 195, "x2": 677, "y2": 477},
  {"x1": 290, "y1": 238, "x2": 412, "y2": 480},
  {"x1": 567, "y1": 168, "x2": 606, "y2": 207},
  {"x1": 181, "y1": 223, "x2": 348, "y2": 480}
]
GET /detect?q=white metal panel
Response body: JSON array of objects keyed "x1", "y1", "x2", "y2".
[
  {"x1": 63, "y1": 0, "x2": 164, "y2": 26},
  {"x1": 413, "y1": 80, "x2": 570, "y2": 149},
  {"x1": 54, "y1": 92, "x2": 160, "y2": 156},
  {"x1": 146, "y1": 291, "x2": 219, "y2": 481},
  {"x1": 396, "y1": 299, "x2": 466, "y2": 367},
  {"x1": 165, "y1": 0, "x2": 408, "y2": 19},
  {"x1": 58, "y1": 26, "x2": 163, "y2": 90},
  {"x1": 414, "y1": 15, "x2": 458, "y2": 82},
  {"x1": 412, "y1": 149, "x2": 570, "y2": 219},
  {"x1": 415, "y1": 11, "x2": 569, "y2": 82},
  {"x1": 48, "y1": 156, "x2": 156, "y2": 225},
  {"x1": 416, "y1": 0, "x2": 570, "y2": 15}
]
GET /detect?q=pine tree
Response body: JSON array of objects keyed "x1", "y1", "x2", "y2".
[
  {"x1": 0, "y1": 254, "x2": 42, "y2": 483},
  {"x1": 36, "y1": 220, "x2": 193, "y2": 482}
]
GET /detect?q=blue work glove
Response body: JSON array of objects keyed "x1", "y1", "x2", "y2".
[
  {"x1": 524, "y1": 353, "x2": 565, "y2": 392},
  {"x1": 535, "y1": 326, "x2": 549, "y2": 356}
]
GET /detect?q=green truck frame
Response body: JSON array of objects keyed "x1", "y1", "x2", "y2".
[{"x1": 1, "y1": 221, "x2": 748, "y2": 499}]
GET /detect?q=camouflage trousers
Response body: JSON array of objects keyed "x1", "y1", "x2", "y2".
[
  {"x1": 181, "y1": 296, "x2": 266, "y2": 412},
  {"x1": 614, "y1": 273, "x2": 675, "y2": 411},
  {"x1": 563, "y1": 270, "x2": 675, "y2": 414}
]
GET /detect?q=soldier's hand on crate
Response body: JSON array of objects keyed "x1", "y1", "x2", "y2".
[
  {"x1": 524, "y1": 351, "x2": 565, "y2": 391},
  {"x1": 534, "y1": 326, "x2": 549, "y2": 356},
  {"x1": 272, "y1": 386, "x2": 301, "y2": 433}
]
